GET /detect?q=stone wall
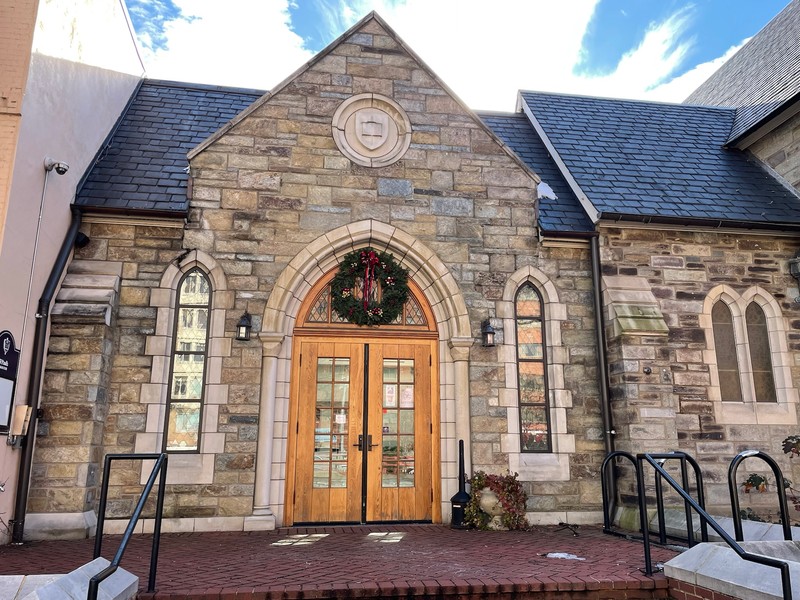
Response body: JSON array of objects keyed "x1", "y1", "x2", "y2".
[
  {"x1": 185, "y1": 18, "x2": 602, "y2": 519},
  {"x1": 601, "y1": 224, "x2": 800, "y2": 512},
  {"x1": 33, "y1": 17, "x2": 607, "y2": 528},
  {"x1": 750, "y1": 111, "x2": 800, "y2": 191}
]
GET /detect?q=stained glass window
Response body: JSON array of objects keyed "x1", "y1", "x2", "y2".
[
  {"x1": 712, "y1": 301, "x2": 743, "y2": 402},
  {"x1": 165, "y1": 269, "x2": 211, "y2": 452},
  {"x1": 745, "y1": 303, "x2": 777, "y2": 403},
  {"x1": 711, "y1": 298, "x2": 778, "y2": 405},
  {"x1": 515, "y1": 283, "x2": 550, "y2": 452},
  {"x1": 305, "y1": 283, "x2": 427, "y2": 327}
]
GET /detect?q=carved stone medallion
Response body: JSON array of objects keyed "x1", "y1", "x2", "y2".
[{"x1": 332, "y1": 93, "x2": 412, "y2": 167}]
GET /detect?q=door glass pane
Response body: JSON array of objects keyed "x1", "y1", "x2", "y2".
[
  {"x1": 313, "y1": 357, "x2": 350, "y2": 488},
  {"x1": 317, "y1": 358, "x2": 333, "y2": 382},
  {"x1": 399, "y1": 409, "x2": 414, "y2": 434},
  {"x1": 399, "y1": 384, "x2": 414, "y2": 408},
  {"x1": 399, "y1": 360, "x2": 414, "y2": 382},
  {"x1": 333, "y1": 384, "x2": 349, "y2": 407},
  {"x1": 398, "y1": 437, "x2": 415, "y2": 488},
  {"x1": 382, "y1": 358, "x2": 414, "y2": 488}
]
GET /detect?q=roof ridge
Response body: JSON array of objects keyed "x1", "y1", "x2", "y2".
[
  {"x1": 141, "y1": 78, "x2": 266, "y2": 95},
  {"x1": 521, "y1": 89, "x2": 737, "y2": 112}
]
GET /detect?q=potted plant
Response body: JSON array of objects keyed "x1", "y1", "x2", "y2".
[
  {"x1": 782, "y1": 435, "x2": 800, "y2": 457},
  {"x1": 743, "y1": 473, "x2": 767, "y2": 493},
  {"x1": 463, "y1": 471, "x2": 529, "y2": 530}
]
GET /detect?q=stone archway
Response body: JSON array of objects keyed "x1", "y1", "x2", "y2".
[{"x1": 248, "y1": 220, "x2": 473, "y2": 527}]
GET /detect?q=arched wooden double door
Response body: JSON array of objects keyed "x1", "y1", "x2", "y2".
[{"x1": 285, "y1": 274, "x2": 440, "y2": 524}]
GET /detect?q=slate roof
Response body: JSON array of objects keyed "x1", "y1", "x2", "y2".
[
  {"x1": 520, "y1": 91, "x2": 800, "y2": 227},
  {"x1": 76, "y1": 80, "x2": 264, "y2": 214},
  {"x1": 479, "y1": 112, "x2": 593, "y2": 233},
  {"x1": 684, "y1": 0, "x2": 800, "y2": 144}
]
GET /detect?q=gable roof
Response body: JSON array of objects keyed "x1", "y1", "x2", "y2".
[
  {"x1": 76, "y1": 80, "x2": 263, "y2": 215},
  {"x1": 519, "y1": 90, "x2": 800, "y2": 228},
  {"x1": 684, "y1": 0, "x2": 800, "y2": 146},
  {"x1": 479, "y1": 112, "x2": 592, "y2": 233}
]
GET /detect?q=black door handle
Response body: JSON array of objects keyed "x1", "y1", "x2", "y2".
[{"x1": 353, "y1": 434, "x2": 380, "y2": 451}]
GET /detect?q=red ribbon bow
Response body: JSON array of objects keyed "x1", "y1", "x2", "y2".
[{"x1": 361, "y1": 250, "x2": 380, "y2": 310}]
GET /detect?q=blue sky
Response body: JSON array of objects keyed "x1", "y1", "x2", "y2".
[{"x1": 124, "y1": 0, "x2": 789, "y2": 110}]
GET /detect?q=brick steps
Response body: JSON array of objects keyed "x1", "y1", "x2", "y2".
[{"x1": 0, "y1": 525, "x2": 678, "y2": 600}]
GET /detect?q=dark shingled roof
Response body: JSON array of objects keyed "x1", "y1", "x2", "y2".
[
  {"x1": 684, "y1": 0, "x2": 800, "y2": 144},
  {"x1": 520, "y1": 91, "x2": 800, "y2": 227},
  {"x1": 77, "y1": 80, "x2": 264, "y2": 214},
  {"x1": 479, "y1": 112, "x2": 593, "y2": 233}
]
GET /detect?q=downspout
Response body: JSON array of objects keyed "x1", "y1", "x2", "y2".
[
  {"x1": 11, "y1": 206, "x2": 83, "y2": 544},
  {"x1": 590, "y1": 234, "x2": 617, "y2": 521},
  {"x1": 590, "y1": 234, "x2": 615, "y2": 454}
]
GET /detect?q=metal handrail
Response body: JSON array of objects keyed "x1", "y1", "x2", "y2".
[
  {"x1": 638, "y1": 453, "x2": 792, "y2": 600},
  {"x1": 88, "y1": 453, "x2": 168, "y2": 600},
  {"x1": 728, "y1": 449, "x2": 792, "y2": 542}
]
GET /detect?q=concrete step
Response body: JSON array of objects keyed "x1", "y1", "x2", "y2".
[
  {"x1": 19, "y1": 557, "x2": 137, "y2": 600},
  {"x1": 0, "y1": 575, "x2": 61, "y2": 600}
]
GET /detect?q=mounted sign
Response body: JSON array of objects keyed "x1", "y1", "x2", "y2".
[{"x1": 0, "y1": 330, "x2": 21, "y2": 432}]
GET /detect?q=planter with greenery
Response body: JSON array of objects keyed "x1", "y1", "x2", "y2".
[{"x1": 463, "y1": 471, "x2": 529, "y2": 531}]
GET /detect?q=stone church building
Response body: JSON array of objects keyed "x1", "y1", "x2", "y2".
[{"x1": 13, "y1": 6, "x2": 800, "y2": 538}]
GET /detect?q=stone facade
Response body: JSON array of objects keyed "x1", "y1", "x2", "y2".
[
  {"x1": 24, "y1": 14, "x2": 800, "y2": 538},
  {"x1": 23, "y1": 18, "x2": 607, "y2": 533},
  {"x1": 750, "y1": 111, "x2": 800, "y2": 191},
  {"x1": 601, "y1": 224, "x2": 800, "y2": 511}
]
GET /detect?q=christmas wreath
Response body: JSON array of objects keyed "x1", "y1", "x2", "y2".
[{"x1": 330, "y1": 247, "x2": 409, "y2": 326}]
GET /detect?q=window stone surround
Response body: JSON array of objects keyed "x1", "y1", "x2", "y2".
[
  {"x1": 496, "y1": 265, "x2": 574, "y2": 481},
  {"x1": 702, "y1": 284, "x2": 798, "y2": 425},
  {"x1": 136, "y1": 250, "x2": 234, "y2": 484}
]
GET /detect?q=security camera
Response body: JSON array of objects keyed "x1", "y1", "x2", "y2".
[{"x1": 43, "y1": 157, "x2": 69, "y2": 175}]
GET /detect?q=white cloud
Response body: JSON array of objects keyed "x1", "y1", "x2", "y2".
[
  {"x1": 649, "y1": 38, "x2": 749, "y2": 102},
  {"x1": 136, "y1": 0, "x2": 313, "y2": 90},
  {"x1": 130, "y1": 0, "x2": 735, "y2": 108}
]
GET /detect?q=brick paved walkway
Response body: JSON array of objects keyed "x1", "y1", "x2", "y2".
[{"x1": 0, "y1": 524, "x2": 679, "y2": 599}]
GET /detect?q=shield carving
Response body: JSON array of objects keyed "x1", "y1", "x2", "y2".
[{"x1": 355, "y1": 109, "x2": 389, "y2": 150}]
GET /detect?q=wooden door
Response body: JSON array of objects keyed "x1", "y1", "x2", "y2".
[
  {"x1": 365, "y1": 342, "x2": 433, "y2": 521},
  {"x1": 289, "y1": 338, "x2": 435, "y2": 524}
]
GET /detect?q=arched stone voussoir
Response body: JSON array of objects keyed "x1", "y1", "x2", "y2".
[{"x1": 261, "y1": 219, "x2": 472, "y2": 340}]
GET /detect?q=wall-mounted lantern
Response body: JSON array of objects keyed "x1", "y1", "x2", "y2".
[
  {"x1": 235, "y1": 311, "x2": 252, "y2": 341},
  {"x1": 481, "y1": 319, "x2": 495, "y2": 347}
]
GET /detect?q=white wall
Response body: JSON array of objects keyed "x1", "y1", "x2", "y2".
[{"x1": 0, "y1": 0, "x2": 143, "y2": 544}]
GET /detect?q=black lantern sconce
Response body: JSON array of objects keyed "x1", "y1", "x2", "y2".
[
  {"x1": 235, "y1": 311, "x2": 252, "y2": 341},
  {"x1": 481, "y1": 319, "x2": 496, "y2": 347},
  {"x1": 790, "y1": 254, "x2": 800, "y2": 302}
]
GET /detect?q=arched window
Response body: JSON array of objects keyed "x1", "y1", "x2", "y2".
[
  {"x1": 515, "y1": 283, "x2": 551, "y2": 453},
  {"x1": 711, "y1": 301, "x2": 742, "y2": 402},
  {"x1": 703, "y1": 286, "x2": 794, "y2": 426},
  {"x1": 164, "y1": 268, "x2": 211, "y2": 452},
  {"x1": 745, "y1": 302, "x2": 777, "y2": 403}
]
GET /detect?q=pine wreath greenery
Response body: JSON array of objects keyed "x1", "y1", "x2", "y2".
[
  {"x1": 463, "y1": 471, "x2": 529, "y2": 530},
  {"x1": 330, "y1": 247, "x2": 410, "y2": 326}
]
